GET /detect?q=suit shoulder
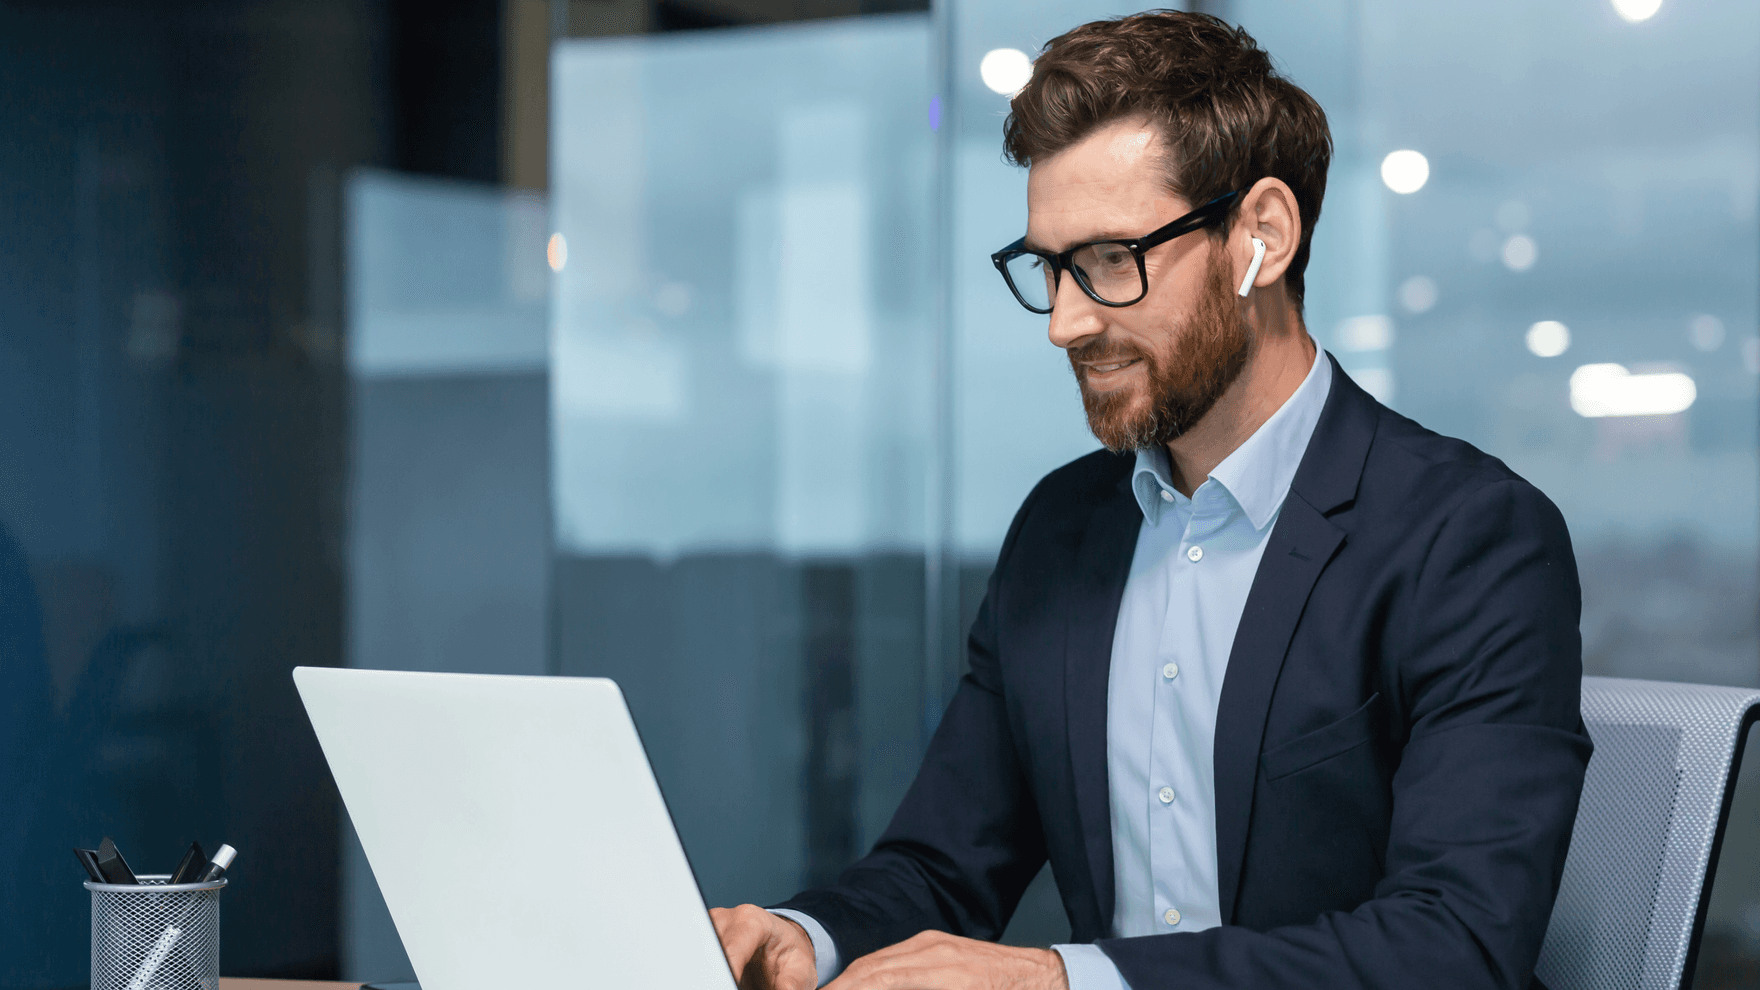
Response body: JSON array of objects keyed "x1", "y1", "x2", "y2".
[
  {"x1": 1028, "y1": 447, "x2": 1134, "y2": 508},
  {"x1": 1365, "y1": 405, "x2": 1563, "y2": 525},
  {"x1": 991, "y1": 448, "x2": 1132, "y2": 557}
]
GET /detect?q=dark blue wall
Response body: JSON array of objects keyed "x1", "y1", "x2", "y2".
[{"x1": 0, "y1": 1, "x2": 508, "y2": 982}]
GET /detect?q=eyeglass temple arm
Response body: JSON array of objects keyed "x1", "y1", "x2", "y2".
[
  {"x1": 1134, "y1": 191, "x2": 1245, "y2": 253},
  {"x1": 991, "y1": 237, "x2": 1030, "y2": 265}
]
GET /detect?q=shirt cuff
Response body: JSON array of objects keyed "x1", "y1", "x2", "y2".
[
  {"x1": 1052, "y1": 943, "x2": 1132, "y2": 990},
  {"x1": 767, "y1": 908, "x2": 839, "y2": 988}
]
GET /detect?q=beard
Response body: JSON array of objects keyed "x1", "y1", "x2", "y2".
[{"x1": 1069, "y1": 245, "x2": 1252, "y2": 453}]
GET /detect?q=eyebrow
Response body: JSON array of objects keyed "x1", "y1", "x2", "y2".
[{"x1": 1021, "y1": 229, "x2": 1140, "y2": 253}]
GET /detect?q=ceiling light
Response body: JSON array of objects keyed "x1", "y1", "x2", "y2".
[
  {"x1": 1611, "y1": 0, "x2": 1662, "y2": 23},
  {"x1": 1569, "y1": 363, "x2": 1695, "y2": 418},
  {"x1": 1380, "y1": 150, "x2": 1429, "y2": 194},
  {"x1": 1526, "y1": 321, "x2": 1570, "y2": 358},
  {"x1": 980, "y1": 49, "x2": 1032, "y2": 96}
]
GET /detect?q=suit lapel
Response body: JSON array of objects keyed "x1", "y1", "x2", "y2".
[
  {"x1": 1065, "y1": 478, "x2": 1142, "y2": 931},
  {"x1": 1212, "y1": 356, "x2": 1379, "y2": 923},
  {"x1": 1211, "y1": 495, "x2": 1344, "y2": 922}
]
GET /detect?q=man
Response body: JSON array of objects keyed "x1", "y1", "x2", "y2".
[{"x1": 714, "y1": 11, "x2": 1589, "y2": 990}]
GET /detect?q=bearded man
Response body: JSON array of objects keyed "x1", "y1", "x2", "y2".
[{"x1": 713, "y1": 11, "x2": 1589, "y2": 990}]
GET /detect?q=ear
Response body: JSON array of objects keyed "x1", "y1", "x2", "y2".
[{"x1": 1234, "y1": 178, "x2": 1301, "y2": 297}]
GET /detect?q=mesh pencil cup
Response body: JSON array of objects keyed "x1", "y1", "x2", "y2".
[{"x1": 86, "y1": 874, "x2": 225, "y2": 990}]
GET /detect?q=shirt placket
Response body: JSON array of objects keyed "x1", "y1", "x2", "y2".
[{"x1": 1147, "y1": 483, "x2": 1232, "y2": 932}]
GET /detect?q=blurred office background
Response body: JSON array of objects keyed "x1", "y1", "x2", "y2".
[{"x1": 1, "y1": 0, "x2": 1755, "y2": 987}]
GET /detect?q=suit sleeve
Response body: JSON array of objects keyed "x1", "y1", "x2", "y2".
[
  {"x1": 769, "y1": 484, "x2": 1051, "y2": 965},
  {"x1": 1097, "y1": 478, "x2": 1592, "y2": 990}
]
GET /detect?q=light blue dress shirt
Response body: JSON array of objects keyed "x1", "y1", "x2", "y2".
[
  {"x1": 779, "y1": 347, "x2": 1332, "y2": 990},
  {"x1": 1052, "y1": 346, "x2": 1330, "y2": 989}
]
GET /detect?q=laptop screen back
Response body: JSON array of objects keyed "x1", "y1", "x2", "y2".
[{"x1": 294, "y1": 666, "x2": 738, "y2": 990}]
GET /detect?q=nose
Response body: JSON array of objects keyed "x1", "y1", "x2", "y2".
[{"x1": 1046, "y1": 273, "x2": 1105, "y2": 351}]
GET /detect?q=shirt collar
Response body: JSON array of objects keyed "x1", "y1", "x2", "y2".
[
  {"x1": 1131, "y1": 446, "x2": 1182, "y2": 526},
  {"x1": 1130, "y1": 344, "x2": 1333, "y2": 530}
]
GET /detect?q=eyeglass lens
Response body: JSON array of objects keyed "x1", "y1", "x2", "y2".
[
  {"x1": 1002, "y1": 242, "x2": 1144, "y2": 312},
  {"x1": 1001, "y1": 254, "x2": 1054, "y2": 311}
]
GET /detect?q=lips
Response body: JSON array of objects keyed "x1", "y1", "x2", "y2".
[
  {"x1": 1087, "y1": 359, "x2": 1138, "y2": 374},
  {"x1": 1069, "y1": 337, "x2": 1147, "y2": 389}
]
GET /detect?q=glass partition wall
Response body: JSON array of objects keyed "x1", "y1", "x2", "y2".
[
  {"x1": 548, "y1": 0, "x2": 1759, "y2": 977},
  {"x1": 550, "y1": 18, "x2": 936, "y2": 909},
  {"x1": 342, "y1": 170, "x2": 552, "y2": 980}
]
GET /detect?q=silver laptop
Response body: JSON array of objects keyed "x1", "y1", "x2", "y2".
[{"x1": 293, "y1": 666, "x2": 739, "y2": 990}]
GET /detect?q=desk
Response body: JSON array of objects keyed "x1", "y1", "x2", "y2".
[{"x1": 216, "y1": 972, "x2": 360, "y2": 979}]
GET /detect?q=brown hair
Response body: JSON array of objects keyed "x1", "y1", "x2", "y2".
[{"x1": 1003, "y1": 10, "x2": 1332, "y2": 311}]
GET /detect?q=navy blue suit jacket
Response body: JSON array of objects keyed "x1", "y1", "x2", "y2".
[{"x1": 776, "y1": 360, "x2": 1591, "y2": 990}]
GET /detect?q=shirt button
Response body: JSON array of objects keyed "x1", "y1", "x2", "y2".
[
  {"x1": 1164, "y1": 908, "x2": 1181, "y2": 926},
  {"x1": 1159, "y1": 489, "x2": 1174, "y2": 503},
  {"x1": 1158, "y1": 786, "x2": 1175, "y2": 804},
  {"x1": 1186, "y1": 545, "x2": 1204, "y2": 562},
  {"x1": 1162, "y1": 662, "x2": 1179, "y2": 680}
]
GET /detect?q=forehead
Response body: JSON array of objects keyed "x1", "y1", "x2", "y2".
[{"x1": 1024, "y1": 118, "x2": 1191, "y2": 248}]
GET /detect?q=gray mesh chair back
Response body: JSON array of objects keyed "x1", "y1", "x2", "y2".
[{"x1": 1535, "y1": 676, "x2": 1760, "y2": 990}]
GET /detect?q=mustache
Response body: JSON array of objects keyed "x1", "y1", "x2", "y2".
[{"x1": 1067, "y1": 336, "x2": 1146, "y2": 369}]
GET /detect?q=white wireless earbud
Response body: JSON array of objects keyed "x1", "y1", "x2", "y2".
[{"x1": 1238, "y1": 238, "x2": 1266, "y2": 297}]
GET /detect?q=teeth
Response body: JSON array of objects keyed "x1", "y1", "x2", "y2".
[{"x1": 1091, "y1": 361, "x2": 1132, "y2": 373}]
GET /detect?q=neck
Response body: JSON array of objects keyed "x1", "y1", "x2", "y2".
[{"x1": 1163, "y1": 290, "x2": 1316, "y2": 497}]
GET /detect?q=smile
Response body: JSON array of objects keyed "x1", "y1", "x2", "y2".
[{"x1": 1086, "y1": 359, "x2": 1140, "y2": 375}]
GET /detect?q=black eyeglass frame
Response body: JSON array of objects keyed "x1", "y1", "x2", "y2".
[{"x1": 989, "y1": 189, "x2": 1246, "y2": 315}]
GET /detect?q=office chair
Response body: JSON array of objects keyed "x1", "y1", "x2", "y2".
[{"x1": 1535, "y1": 676, "x2": 1760, "y2": 990}]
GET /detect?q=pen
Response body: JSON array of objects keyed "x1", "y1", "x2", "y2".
[
  {"x1": 169, "y1": 841, "x2": 207, "y2": 885},
  {"x1": 149, "y1": 843, "x2": 235, "y2": 986},
  {"x1": 95, "y1": 837, "x2": 139, "y2": 886},
  {"x1": 125, "y1": 925, "x2": 182, "y2": 990},
  {"x1": 195, "y1": 843, "x2": 236, "y2": 883}
]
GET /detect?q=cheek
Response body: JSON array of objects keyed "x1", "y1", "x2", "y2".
[
  {"x1": 1142, "y1": 245, "x2": 1215, "y2": 308},
  {"x1": 1111, "y1": 305, "x2": 1181, "y2": 358}
]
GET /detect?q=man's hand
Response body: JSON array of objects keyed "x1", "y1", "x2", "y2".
[
  {"x1": 825, "y1": 930, "x2": 1068, "y2": 990},
  {"x1": 711, "y1": 904, "x2": 819, "y2": 990}
]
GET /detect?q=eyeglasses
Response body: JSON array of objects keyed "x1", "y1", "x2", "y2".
[{"x1": 990, "y1": 190, "x2": 1244, "y2": 315}]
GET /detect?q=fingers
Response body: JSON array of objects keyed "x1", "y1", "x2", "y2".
[
  {"x1": 711, "y1": 904, "x2": 774, "y2": 983},
  {"x1": 827, "y1": 932, "x2": 960, "y2": 990},
  {"x1": 711, "y1": 904, "x2": 819, "y2": 990},
  {"x1": 824, "y1": 931, "x2": 1064, "y2": 990}
]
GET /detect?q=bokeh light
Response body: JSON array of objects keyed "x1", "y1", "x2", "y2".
[
  {"x1": 979, "y1": 48, "x2": 1032, "y2": 96},
  {"x1": 1380, "y1": 149, "x2": 1429, "y2": 194},
  {"x1": 1399, "y1": 275, "x2": 1437, "y2": 314},
  {"x1": 1691, "y1": 314, "x2": 1726, "y2": 352},
  {"x1": 1570, "y1": 363, "x2": 1696, "y2": 417},
  {"x1": 1527, "y1": 320, "x2": 1570, "y2": 357},
  {"x1": 1502, "y1": 234, "x2": 1538, "y2": 272},
  {"x1": 1611, "y1": 0, "x2": 1663, "y2": 23}
]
